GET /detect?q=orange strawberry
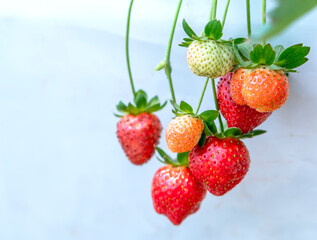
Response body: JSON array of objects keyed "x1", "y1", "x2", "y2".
[
  {"x1": 242, "y1": 67, "x2": 289, "y2": 112},
  {"x1": 230, "y1": 68, "x2": 251, "y2": 105},
  {"x1": 166, "y1": 115, "x2": 204, "y2": 153}
]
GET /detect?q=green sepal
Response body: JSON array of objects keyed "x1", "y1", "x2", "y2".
[
  {"x1": 156, "y1": 147, "x2": 189, "y2": 166},
  {"x1": 204, "y1": 20, "x2": 223, "y2": 40},
  {"x1": 115, "y1": 89, "x2": 166, "y2": 116},
  {"x1": 250, "y1": 44, "x2": 276, "y2": 66},
  {"x1": 236, "y1": 129, "x2": 267, "y2": 139},
  {"x1": 199, "y1": 110, "x2": 219, "y2": 122},
  {"x1": 198, "y1": 132, "x2": 207, "y2": 147},
  {"x1": 273, "y1": 45, "x2": 285, "y2": 61},
  {"x1": 224, "y1": 127, "x2": 242, "y2": 137},
  {"x1": 182, "y1": 19, "x2": 198, "y2": 39},
  {"x1": 203, "y1": 122, "x2": 213, "y2": 136},
  {"x1": 179, "y1": 101, "x2": 193, "y2": 114},
  {"x1": 275, "y1": 44, "x2": 310, "y2": 69}
]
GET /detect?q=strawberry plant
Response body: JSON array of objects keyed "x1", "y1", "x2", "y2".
[{"x1": 115, "y1": 0, "x2": 315, "y2": 225}]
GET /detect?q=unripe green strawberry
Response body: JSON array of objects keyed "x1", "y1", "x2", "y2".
[{"x1": 187, "y1": 40, "x2": 234, "y2": 79}]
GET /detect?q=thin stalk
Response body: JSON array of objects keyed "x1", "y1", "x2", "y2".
[
  {"x1": 164, "y1": 0, "x2": 183, "y2": 103},
  {"x1": 210, "y1": 0, "x2": 218, "y2": 21},
  {"x1": 246, "y1": 0, "x2": 251, "y2": 38},
  {"x1": 222, "y1": 0, "x2": 231, "y2": 28},
  {"x1": 211, "y1": 78, "x2": 224, "y2": 132},
  {"x1": 262, "y1": 0, "x2": 266, "y2": 45},
  {"x1": 126, "y1": 0, "x2": 136, "y2": 98},
  {"x1": 195, "y1": 78, "x2": 209, "y2": 114}
]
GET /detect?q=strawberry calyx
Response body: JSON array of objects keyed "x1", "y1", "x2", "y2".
[
  {"x1": 233, "y1": 42, "x2": 310, "y2": 72},
  {"x1": 115, "y1": 90, "x2": 167, "y2": 117},
  {"x1": 156, "y1": 147, "x2": 189, "y2": 167},
  {"x1": 179, "y1": 19, "x2": 245, "y2": 47}
]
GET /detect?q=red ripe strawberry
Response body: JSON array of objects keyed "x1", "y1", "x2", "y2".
[
  {"x1": 152, "y1": 165, "x2": 206, "y2": 225},
  {"x1": 217, "y1": 72, "x2": 272, "y2": 133},
  {"x1": 189, "y1": 136, "x2": 250, "y2": 196},
  {"x1": 242, "y1": 67, "x2": 289, "y2": 112},
  {"x1": 117, "y1": 113, "x2": 161, "y2": 165}
]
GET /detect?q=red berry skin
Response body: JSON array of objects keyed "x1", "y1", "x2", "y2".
[
  {"x1": 152, "y1": 165, "x2": 207, "y2": 225},
  {"x1": 217, "y1": 72, "x2": 272, "y2": 133},
  {"x1": 117, "y1": 113, "x2": 162, "y2": 165},
  {"x1": 189, "y1": 136, "x2": 250, "y2": 196}
]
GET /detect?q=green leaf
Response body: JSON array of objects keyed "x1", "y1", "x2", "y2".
[
  {"x1": 204, "y1": 20, "x2": 223, "y2": 40},
  {"x1": 233, "y1": 43, "x2": 249, "y2": 67},
  {"x1": 237, "y1": 41, "x2": 253, "y2": 60},
  {"x1": 233, "y1": 38, "x2": 248, "y2": 44},
  {"x1": 207, "y1": 121, "x2": 218, "y2": 134},
  {"x1": 154, "y1": 60, "x2": 166, "y2": 71},
  {"x1": 155, "y1": 147, "x2": 175, "y2": 165},
  {"x1": 146, "y1": 103, "x2": 162, "y2": 113},
  {"x1": 177, "y1": 152, "x2": 189, "y2": 166},
  {"x1": 182, "y1": 19, "x2": 198, "y2": 39},
  {"x1": 170, "y1": 100, "x2": 182, "y2": 112},
  {"x1": 127, "y1": 103, "x2": 139, "y2": 115},
  {"x1": 134, "y1": 92, "x2": 147, "y2": 109},
  {"x1": 198, "y1": 132, "x2": 206, "y2": 147},
  {"x1": 275, "y1": 44, "x2": 310, "y2": 69},
  {"x1": 215, "y1": 132, "x2": 225, "y2": 139},
  {"x1": 250, "y1": 44, "x2": 275, "y2": 65},
  {"x1": 179, "y1": 42, "x2": 192, "y2": 47},
  {"x1": 224, "y1": 127, "x2": 242, "y2": 137},
  {"x1": 116, "y1": 101, "x2": 127, "y2": 113},
  {"x1": 135, "y1": 90, "x2": 148, "y2": 101},
  {"x1": 179, "y1": 101, "x2": 193, "y2": 113},
  {"x1": 148, "y1": 96, "x2": 160, "y2": 107},
  {"x1": 203, "y1": 122, "x2": 213, "y2": 136},
  {"x1": 255, "y1": 0, "x2": 317, "y2": 40},
  {"x1": 274, "y1": 45, "x2": 285, "y2": 61},
  {"x1": 237, "y1": 129, "x2": 266, "y2": 139},
  {"x1": 199, "y1": 110, "x2": 219, "y2": 122}
]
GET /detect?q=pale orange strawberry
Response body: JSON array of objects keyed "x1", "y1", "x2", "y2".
[
  {"x1": 166, "y1": 115, "x2": 204, "y2": 153},
  {"x1": 230, "y1": 68, "x2": 251, "y2": 105},
  {"x1": 242, "y1": 67, "x2": 289, "y2": 112}
]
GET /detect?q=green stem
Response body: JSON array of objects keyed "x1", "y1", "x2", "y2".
[
  {"x1": 195, "y1": 78, "x2": 209, "y2": 114},
  {"x1": 222, "y1": 0, "x2": 231, "y2": 28},
  {"x1": 126, "y1": 0, "x2": 136, "y2": 98},
  {"x1": 262, "y1": 0, "x2": 266, "y2": 45},
  {"x1": 210, "y1": 0, "x2": 218, "y2": 21},
  {"x1": 211, "y1": 78, "x2": 224, "y2": 132},
  {"x1": 164, "y1": 0, "x2": 183, "y2": 103},
  {"x1": 246, "y1": 0, "x2": 251, "y2": 38}
]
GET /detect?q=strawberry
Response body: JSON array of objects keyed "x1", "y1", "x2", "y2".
[
  {"x1": 232, "y1": 43, "x2": 310, "y2": 112},
  {"x1": 187, "y1": 40, "x2": 234, "y2": 79},
  {"x1": 166, "y1": 115, "x2": 204, "y2": 153},
  {"x1": 116, "y1": 90, "x2": 166, "y2": 165},
  {"x1": 217, "y1": 72, "x2": 272, "y2": 133},
  {"x1": 180, "y1": 19, "x2": 234, "y2": 79},
  {"x1": 152, "y1": 151, "x2": 206, "y2": 225},
  {"x1": 189, "y1": 136, "x2": 250, "y2": 196},
  {"x1": 230, "y1": 68, "x2": 251, "y2": 105},
  {"x1": 242, "y1": 67, "x2": 289, "y2": 112},
  {"x1": 117, "y1": 113, "x2": 161, "y2": 165}
]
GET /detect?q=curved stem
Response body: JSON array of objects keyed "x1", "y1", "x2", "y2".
[
  {"x1": 164, "y1": 0, "x2": 183, "y2": 103},
  {"x1": 210, "y1": 0, "x2": 218, "y2": 21},
  {"x1": 211, "y1": 78, "x2": 224, "y2": 132},
  {"x1": 246, "y1": 0, "x2": 251, "y2": 38},
  {"x1": 126, "y1": 0, "x2": 136, "y2": 98},
  {"x1": 222, "y1": 0, "x2": 231, "y2": 28},
  {"x1": 262, "y1": 0, "x2": 266, "y2": 45},
  {"x1": 195, "y1": 78, "x2": 209, "y2": 114}
]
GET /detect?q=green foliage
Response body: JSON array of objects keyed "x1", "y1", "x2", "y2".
[
  {"x1": 115, "y1": 90, "x2": 167, "y2": 117},
  {"x1": 204, "y1": 20, "x2": 223, "y2": 40},
  {"x1": 234, "y1": 42, "x2": 310, "y2": 71},
  {"x1": 256, "y1": 0, "x2": 317, "y2": 40},
  {"x1": 156, "y1": 147, "x2": 189, "y2": 166}
]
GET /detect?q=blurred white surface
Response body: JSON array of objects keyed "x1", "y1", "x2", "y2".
[{"x1": 0, "y1": 0, "x2": 317, "y2": 239}]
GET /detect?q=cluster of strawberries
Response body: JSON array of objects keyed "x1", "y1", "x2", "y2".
[{"x1": 116, "y1": 19, "x2": 309, "y2": 225}]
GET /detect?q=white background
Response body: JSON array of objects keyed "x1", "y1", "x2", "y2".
[{"x1": 0, "y1": 0, "x2": 317, "y2": 239}]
